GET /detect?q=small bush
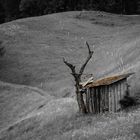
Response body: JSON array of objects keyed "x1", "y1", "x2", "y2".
[{"x1": 0, "y1": 41, "x2": 5, "y2": 56}]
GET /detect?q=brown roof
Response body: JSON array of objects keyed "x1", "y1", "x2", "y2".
[{"x1": 84, "y1": 72, "x2": 134, "y2": 88}]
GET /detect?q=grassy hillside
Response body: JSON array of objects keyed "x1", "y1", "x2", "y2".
[
  {"x1": 0, "y1": 80, "x2": 140, "y2": 140},
  {"x1": 0, "y1": 11, "x2": 140, "y2": 140},
  {"x1": 0, "y1": 11, "x2": 140, "y2": 97},
  {"x1": 0, "y1": 80, "x2": 53, "y2": 131},
  {"x1": 0, "y1": 80, "x2": 77, "y2": 139},
  {"x1": 0, "y1": 104, "x2": 140, "y2": 140}
]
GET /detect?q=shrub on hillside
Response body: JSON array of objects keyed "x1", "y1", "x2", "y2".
[{"x1": 0, "y1": 41, "x2": 5, "y2": 56}]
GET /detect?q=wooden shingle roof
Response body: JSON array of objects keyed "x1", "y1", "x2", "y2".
[{"x1": 83, "y1": 72, "x2": 134, "y2": 88}]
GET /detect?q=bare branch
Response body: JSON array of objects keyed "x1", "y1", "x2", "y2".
[
  {"x1": 79, "y1": 42, "x2": 94, "y2": 76},
  {"x1": 63, "y1": 57, "x2": 80, "y2": 85},
  {"x1": 86, "y1": 41, "x2": 91, "y2": 54},
  {"x1": 63, "y1": 58, "x2": 76, "y2": 75}
]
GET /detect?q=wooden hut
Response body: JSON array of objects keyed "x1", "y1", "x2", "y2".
[{"x1": 81, "y1": 73, "x2": 134, "y2": 114}]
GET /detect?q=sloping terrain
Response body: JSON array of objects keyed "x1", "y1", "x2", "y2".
[
  {"x1": 0, "y1": 11, "x2": 140, "y2": 97},
  {"x1": 0, "y1": 11, "x2": 140, "y2": 140},
  {"x1": 0, "y1": 104, "x2": 140, "y2": 140},
  {"x1": 0, "y1": 80, "x2": 78, "y2": 140},
  {"x1": 0, "y1": 80, "x2": 139, "y2": 140},
  {"x1": 0, "y1": 80, "x2": 53, "y2": 131}
]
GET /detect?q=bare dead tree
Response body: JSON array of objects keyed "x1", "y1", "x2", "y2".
[{"x1": 63, "y1": 42, "x2": 94, "y2": 114}]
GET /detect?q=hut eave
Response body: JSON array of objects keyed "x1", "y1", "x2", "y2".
[{"x1": 84, "y1": 72, "x2": 134, "y2": 88}]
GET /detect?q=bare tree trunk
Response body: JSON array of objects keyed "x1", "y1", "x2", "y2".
[
  {"x1": 75, "y1": 78, "x2": 87, "y2": 113},
  {"x1": 63, "y1": 42, "x2": 93, "y2": 114}
]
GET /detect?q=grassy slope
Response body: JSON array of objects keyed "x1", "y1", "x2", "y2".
[
  {"x1": 0, "y1": 11, "x2": 140, "y2": 97},
  {"x1": 0, "y1": 80, "x2": 77, "y2": 138},
  {"x1": 0, "y1": 105, "x2": 140, "y2": 140},
  {"x1": 0, "y1": 89, "x2": 78, "y2": 140},
  {"x1": 0, "y1": 11, "x2": 140, "y2": 140},
  {"x1": 0, "y1": 80, "x2": 53, "y2": 131}
]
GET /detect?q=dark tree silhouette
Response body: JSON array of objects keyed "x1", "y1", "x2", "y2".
[
  {"x1": 0, "y1": 0, "x2": 21, "y2": 22},
  {"x1": 0, "y1": 0, "x2": 139, "y2": 24},
  {"x1": 0, "y1": 3, "x2": 5, "y2": 23}
]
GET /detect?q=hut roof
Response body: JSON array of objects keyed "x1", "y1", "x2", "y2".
[{"x1": 83, "y1": 72, "x2": 134, "y2": 88}]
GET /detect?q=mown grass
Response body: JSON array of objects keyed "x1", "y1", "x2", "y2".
[{"x1": 0, "y1": 105, "x2": 140, "y2": 140}]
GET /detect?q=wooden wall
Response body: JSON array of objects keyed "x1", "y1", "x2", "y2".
[{"x1": 84, "y1": 78, "x2": 127, "y2": 114}]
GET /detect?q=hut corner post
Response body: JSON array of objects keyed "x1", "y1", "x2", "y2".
[{"x1": 63, "y1": 42, "x2": 94, "y2": 114}]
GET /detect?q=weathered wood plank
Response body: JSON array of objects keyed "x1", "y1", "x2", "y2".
[
  {"x1": 86, "y1": 88, "x2": 90, "y2": 113},
  {"x1": 102, "y1": 86, "x2": 105, "y2": 113},
  {"x1": 114, "y1": 83, "x2": 118, "y2": 112},
  {"x1": 120, "y1": 81, "x2": 122, "y2": 99},
  {"x1": 109, "y1": 85, "x2": 113, "y2": 112},
  {"x1": 96, "y1": 87, "x2": 98, "y2": 113},
  {"x1": 98, "y1": 87, "x2": 101, "y2": 113},
  {"x1": 89, "y1": 88, "x2": 92, "y2": 113},
  {"x1": 92, "y1": 88, "x2": 95, "y2": 113},
  {"x1": 108, "y1": 86, "x2": 110, "y2": 112},
  {"x1": 90, "y1": 88, "x2": 94, "y2": 113},
  {"x1": 93, "y1": 88, "x2": 96, "y2": 113},
  {"x1": 123, "y1": 79, "x2": 127, "y2": 97},
  {"x1": 107, "y1": 86, "x2": 110, "y2": 111},
  {"x1": 112, "y1": 84, "x2": 115, "y2": 112},
  {"x1": 105, "y1": 85, "x2": 109, "y2": 112},
  {"x1": 104, "y1": 86, "x2": 106, "y2": 112},
  {"x1": 114, "y1": 83, "x2": 117, "y2": 112},
  {"x1": 96, "y1": 87, "x2": 99, "y2": 113},
  {"x1": 94, "y1": 87, "x2": 97, "y2": 113},
  {"x1": 117, "y1": 83, "x2": 121, "y2": 111},
  {"x1": 120, "y1": 79, "x2": 127, "y2": 99},
  {"x1": 100, "y1": 86, "x2": 103, "y2": 113},
  {"x1": 93, "y1": 88, "x2": 95, "y2": 113}
]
